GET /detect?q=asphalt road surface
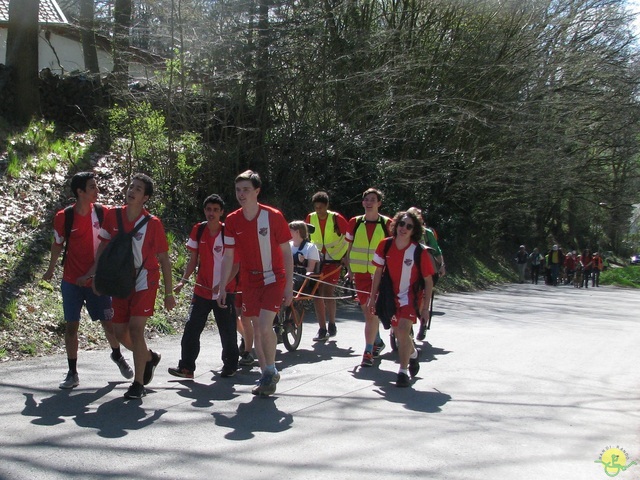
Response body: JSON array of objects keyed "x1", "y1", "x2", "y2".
[{"x1": 1, "y1": 283, "x2": 638, "y2": 480}]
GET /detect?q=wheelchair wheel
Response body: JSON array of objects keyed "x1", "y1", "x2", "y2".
[{"x1": 281, "y1": 305, "x2": 303, "y2": 352}]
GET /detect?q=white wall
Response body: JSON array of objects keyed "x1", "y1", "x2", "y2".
[{"x1": 0, "y1": 28, "x2": 157, "y2": 82}]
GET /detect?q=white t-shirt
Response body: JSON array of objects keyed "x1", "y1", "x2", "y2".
[{"x1": 290, "y1": 240, "x2": 320, "y2": 271}]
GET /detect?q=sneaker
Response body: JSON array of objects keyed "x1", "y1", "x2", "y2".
[
  {"x1": 220, "y1": 366, "x2": 237, "y2": 378},
  {"x1": 409, "y1": 352, "x2": 420, "y2": 378},
  {"x1": 313, "y1": 328, "x2": 329, "y2": 341},
  {"x1": 396, "y1": 372, "x2": 411, "y2": 388},
  {"x1": 124, "y1": 381, "x2": 146, "y2": 399},
  {"x1": 328, "y1": 323, "x2": 337, "y2": 337},
  {"x1": 372, "y1": 341, "x2": 386, "y2": 358},
  {"x1": 361, "y1": 351, "x2": 374, "y2": 367},
  {"x1": 168, "y1": 366, "x2": 194, "y2": 379},
  {"x1": 59, "y1": 371, "x2": 79, "y2": 389},
  {"x1": 252, "y1": 372, "x2": 280, "y2": 396},
  {"x1": 111, "y1": 353, "x2": 134, "y2": 379},
  {"x1": 143, "y1": 349, "x2": 161, "y2": 385},
  {"x1": 417, "y1": 322, "x2": 427, "y2": 341},
  {"x1": 239, "y1": 351, "x2": 255, "y2": 366}
]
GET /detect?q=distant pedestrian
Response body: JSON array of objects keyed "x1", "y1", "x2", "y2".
[
  {"x1": 529, "y1": 248, "x2": 543, "y2": 284},
  {"x1": 515, "y1": 245, "x2": 529, "y2": 283}
]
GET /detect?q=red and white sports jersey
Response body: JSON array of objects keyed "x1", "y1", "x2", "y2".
[
  {"x1": 98, "y1": 206, "x2": 169, "y2": 292},
  {"x1": 224, "y1": 203, "x2": 291, "y2": 288},
  {"x1": 186, "y1": 223, "x2": 238, "y2": 299},
  {"x1": 53, "y1": 203, "x2": 111, "y2": 284},
  {"x1": 372, "y1": 239, "x2": 435, "y2": 308}
]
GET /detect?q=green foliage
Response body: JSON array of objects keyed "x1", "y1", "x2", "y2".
[
  {"x1": 147, "y1": 316, "x2": 176, "y2": 335},
  {"x1": 1, "y1": 299, "x2": 18, "y2": 330},
  {"x1": 18, "y1": 343, "x2": 37, "y2": 356},
  {"x1": 600, "y1": 267, "x2": 640, "y2": 288}
]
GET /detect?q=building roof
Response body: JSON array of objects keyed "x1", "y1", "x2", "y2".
[{"x1": 0, "y1": 0, "x2": 68, "y2": 25}]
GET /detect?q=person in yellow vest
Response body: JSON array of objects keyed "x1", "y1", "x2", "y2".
[
  {"x1": 305, "y1": 192, "x2": 349, "y2": 341},
  {"x1": 345, "y1": 188, "x2": 392, "y2": 367}
]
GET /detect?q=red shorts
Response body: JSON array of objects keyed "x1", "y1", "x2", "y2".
[
  {"x1": 354, "y1": 272, "x2": 373, "y2": 305},
  {"x1": 242, "y1": 280, "x2": 285, "y2": 317},
  {"x1": 234, "y1": 292, "x2": 243, "y2": 310},
  {"x1": 391, "y1": 305, "x2": 418, "y2": 327},
  {"x1": 319, "y1": 262, "x2": 342, "y2": 284},
  {"x1": 111, "y1": 287, "x2": 157, "y2": 323}
]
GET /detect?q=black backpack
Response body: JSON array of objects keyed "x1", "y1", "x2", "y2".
[
  {"x1": 62, "y1": 203, "x2": 104, "y2": 266},
  {"x1": 94, "y1": 207, "x2": 152, "y2": 298}
]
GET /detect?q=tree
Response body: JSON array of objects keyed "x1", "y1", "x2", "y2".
[
  {"x1": 80, "y1": 0, "x2": 100, "y2": 74},
  {"x1": 112, "y1": 0, "x2": 132, "y2": 82},
  {"x1": 5, "y1": 0, "x2": 40, "y2": 123}
]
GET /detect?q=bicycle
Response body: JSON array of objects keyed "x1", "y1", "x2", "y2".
[{"x1": 273, "y1": 264, "x2": 353, "y2": 351}]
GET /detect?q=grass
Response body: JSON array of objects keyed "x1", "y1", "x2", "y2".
[{"x1": 600, "y1": 266, "x2": 640, "y2": 288}]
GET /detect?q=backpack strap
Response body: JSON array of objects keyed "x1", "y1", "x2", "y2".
[
  {"x1": 196, "y1": 221, "x2": 208, "y2": 243},
  {"x1": 61, "y1": 203, "x2": 104, "y2": 266}
]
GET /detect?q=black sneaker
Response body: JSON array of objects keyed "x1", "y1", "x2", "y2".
[
  {"x1": 328, "y1": 323, "x2": 337, "y2": 337},
  {"x1": 220, "y1": 366, "x2": 237, "y2": 378},
  {"x1": 124, "y1": 381, "x2": 146, "y2": 399},
  {"x1": 417, "y1": 322, "x2": 427, "y2": 341},
  {"x1": 372, "y1": 341, "x2": 386, "y2": 358},
  {"x1": 396, "y1": 372, "x2": 411, "y2": 388},
  {"x1": 143, "y1": 350, "x2": 161, "y2": 385},
  {"x1": 409, "y1": 352, "x2": 420, "y2": 378},
  {"x1": 313, "y1": 328, "x2": 329, "y2": 341},
  {"x1": 168, "y1": 366, "x2": 194, "y2": 379}
]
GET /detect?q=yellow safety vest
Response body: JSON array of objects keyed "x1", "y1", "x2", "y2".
[
  {"x1": 349, "y1": 215, "x2": 390, "y2": 274},
  {"x1": 309, "y1": 212, "x2": 348, "y2": 261}
]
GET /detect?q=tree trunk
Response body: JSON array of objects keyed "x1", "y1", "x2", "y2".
[
  {"x1": 80, "y1": 0, "x2": 100, "y2": 75},
  {"x1": 5, "y1": 0, "x2": 40, "y2": 123},
  {"x1": 112, "y1": 0, "x2": 132, "y2": 83}
]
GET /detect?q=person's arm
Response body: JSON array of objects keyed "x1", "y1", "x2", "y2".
[
  {"x1": 43, "y1": 242, "x2": 63, "y2": 281},
  {"x1": 367, "y1": 265, "x2": 383, "y2": 314},
  {"x1": 216, "y1": 248, "x2": 235, "y2": 307},
  {"x1": 157, "y1": 251, "x2": 176, "y2": 311},
  {"x1": 281, "y1": 241, "x2": 293, "y2": 306},
  {"x1": 420, "y1": 275, "x2": 434, "y2": 320},
  {"x1": 77, "y1": 240, "x2": 108, "y2": 290},
  {"x1": 174, "y1": 249, "x2": 198, "y2": 294}
]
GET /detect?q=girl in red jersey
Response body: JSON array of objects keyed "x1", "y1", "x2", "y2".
[{"x1": 368, "y1": 210, "x2": 435, "y2": 387}]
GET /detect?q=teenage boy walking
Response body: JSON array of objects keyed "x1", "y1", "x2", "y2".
[
  {"x1": 217, "y1": 170, "x2": 293, "y2": 397},
  {"x1": 44, "y1": 172, "x2": 133, "y2": 389},
  {"x1": 82, "y1": 173, "x2": 176, "y2": 399},
  {"x1": 345, "y1": 188, "x2": 392, "y2": 367},
  {"x1": 169, "y1": 194, "x2": 240, "y2": 379}
]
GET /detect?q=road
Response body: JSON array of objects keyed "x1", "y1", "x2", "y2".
[{"x1": 1, "y1": 283, "x2": 638, "y2": 480}]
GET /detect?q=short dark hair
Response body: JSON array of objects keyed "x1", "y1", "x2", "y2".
[
  {"x1": 362, "y1": 188, "x2": 383, "y2": 202},
  {"x1": 132, "y1": 173, "x2": 154, "y2": 197},
  {"x1": 312, "y1": 191, "x2": 329, "y2": 205},
  {"x1": 391, "y1": 210, "x2": 423, "y2": 242},
  {"x1": 70, "y1": 172, "x2": 95, "y2": 199},
  {"x1": 203, "y1": 194, "x2": 224, "y2": 210},
  {"x1": 235, "y1": 170, "x2": 262, "y2": 189}
]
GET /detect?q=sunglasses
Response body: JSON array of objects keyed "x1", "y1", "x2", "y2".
[{"x1": 397, "y1": 220, "x2": 414, "y2": 230}]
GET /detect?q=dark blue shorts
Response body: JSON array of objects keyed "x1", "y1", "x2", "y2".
[{"x1": 61, "y1": 280, "x2": 113, "y2": 322}]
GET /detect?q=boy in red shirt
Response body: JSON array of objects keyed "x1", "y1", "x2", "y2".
[
  {"x1": 218, "y1": 170, "x2": 293, "y2": 397},
  {"x1": 83, "y1": 173, "x2": 176, "y2": 399},
  {"x1": 170, "y1": 194, "x2": 240, "y2": 379},
  {"x1": 44, "y1": 172, "x2": 132, "y2": 389}
]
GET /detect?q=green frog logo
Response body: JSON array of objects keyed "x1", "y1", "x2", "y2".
[{"x1": 594, "y1": 447, "x2": 637, "y2": 477}]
